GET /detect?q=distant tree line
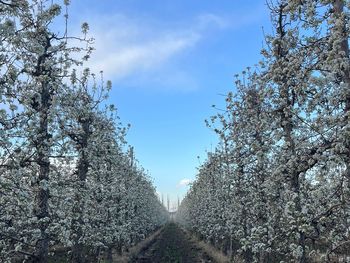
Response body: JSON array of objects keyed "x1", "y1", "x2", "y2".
[
  {"x1": 0, "y1": 1, "x2": 168, "y2": 262},
  {"x1": 177, "y1": 1, "x2": 350, "y2": 262}
]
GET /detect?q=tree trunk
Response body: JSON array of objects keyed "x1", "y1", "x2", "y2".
[
  {"x1": 106, "y1": 246, "x2": 113, "y2": 263},
  {"x1": 71, "y1": 119, "x2": 90, "y2": 263},
  {"x1": 117, "y1": 242, "x2": 123, "y2": 256},
  {"x1": 275, "y1": 4, "x2": 306, "y2": 263},
  {"x1": 34, "y1": 82, "x2": 51, "y2": 263}
]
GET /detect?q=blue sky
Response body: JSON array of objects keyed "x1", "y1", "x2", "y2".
[{"x1": 66, "y1": 0, "x2": 271, "y2": 209}]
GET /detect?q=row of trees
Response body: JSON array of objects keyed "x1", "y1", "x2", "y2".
[
  {"x1": 177, "y1": 0, "x2": 350, "y2": 262},
  {"x1": 0, "y1": 1, "x2": 168, "y2": 262}
]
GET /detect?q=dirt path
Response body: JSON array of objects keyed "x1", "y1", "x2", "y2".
[{"x1": 131, "y1": 223, "x2": 216, "y2": 263}]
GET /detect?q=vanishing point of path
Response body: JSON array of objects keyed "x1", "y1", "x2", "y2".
[{"x1": 131, "y1": 223, "x2": 216, "y2": 263}]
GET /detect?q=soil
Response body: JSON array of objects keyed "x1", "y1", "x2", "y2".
[{"x1": 130, "y1": 223, "x2": 215, "y2": 263}]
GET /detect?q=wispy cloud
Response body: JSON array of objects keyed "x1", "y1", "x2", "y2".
[
  {"x1": 177, "y1": 178, "x2": 192, "y2": 188},
  {"x1": 88, "y1": 31, "x2": 200, "y2": 80},
  {"x1": 83, "y1": 13, "x2": 223, "y2": 85}
]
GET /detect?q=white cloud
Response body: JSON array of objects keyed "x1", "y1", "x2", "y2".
[
  {"x1": 82, "y1": 13, "x2": 224, "y2": 86},
  {"x1": 87, "y1": 31, "x2": 199, "y2": 80},
  {"x1": 177, "y1": 178, "x2": 192, "y2": 188}
]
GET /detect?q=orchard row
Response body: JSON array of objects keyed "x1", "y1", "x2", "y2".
[
  {"x1": 0, "y1": 1, "x2": 167, "y2": 262},
  {"x1": 177, "y1": 1, "x2": 350, "y2": 263}
]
